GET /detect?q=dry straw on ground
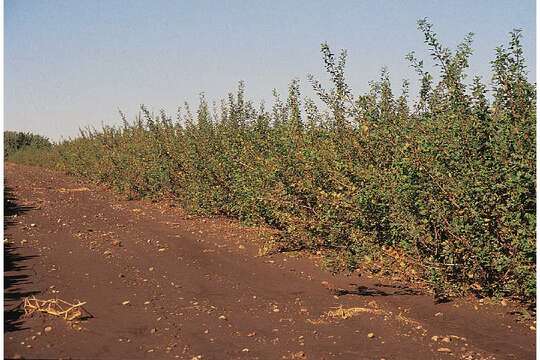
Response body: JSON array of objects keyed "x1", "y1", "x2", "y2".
[
  {"x1": 22, "y1": 296, "x2": 90, "y2": 321},
  {"x1": 325, "y1": 305, "x2": 385, "y2": 319}
]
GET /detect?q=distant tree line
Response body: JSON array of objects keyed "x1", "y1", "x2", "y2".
[{"x1": 4, "y1": 131, "x2": 52, "y2": 158}]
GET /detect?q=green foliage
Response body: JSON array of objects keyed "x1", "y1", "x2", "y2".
[
  {"x1": 4, "y1": 131, "x2": 52, "y2": 158},
  {"x1": 4, "y1": 131, "x2": 57, "y2": 167},
  {"x1": 17, "y1": 21, "x2": 535, "y2": 304}
]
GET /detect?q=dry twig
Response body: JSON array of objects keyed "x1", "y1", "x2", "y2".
[{"x1": 22, "y1": 296, "x2": 90, "y2": 321}]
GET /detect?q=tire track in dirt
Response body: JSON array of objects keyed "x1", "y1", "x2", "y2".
[{"x1": 4, "y1": 163, "x2": 535, "y2": 359}]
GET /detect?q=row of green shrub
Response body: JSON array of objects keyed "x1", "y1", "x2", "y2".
[
  {"x1": 4, "y1": 131, "x2": 52, "y2": 159},
  {"x1": 11, "y1": 21, "x2": 535, "y2": 303}
]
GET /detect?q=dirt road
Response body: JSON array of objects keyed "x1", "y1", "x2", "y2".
[{"x1": 3, "y1": 163, "x2": 535, "y2": 359}]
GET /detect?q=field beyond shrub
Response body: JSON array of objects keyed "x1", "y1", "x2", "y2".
[{"x1": 10, "y1": 21, "x2": 535, "y2": 304}]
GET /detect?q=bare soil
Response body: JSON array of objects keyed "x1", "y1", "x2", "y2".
[{"x1": 3, "y1": 163, "x2": 535, "y2": 359}]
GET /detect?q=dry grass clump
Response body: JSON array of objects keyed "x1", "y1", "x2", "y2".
[
  {"x1": 22, "y1": 296, "x2": 90, "y2": 321},
  {"x1": 326, "y1": 305, "x2": 385, "y2": 320}
]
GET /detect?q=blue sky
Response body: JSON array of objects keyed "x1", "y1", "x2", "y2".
[{"x1": 5, "y1": 0, "x2": 536, "y2": 141}]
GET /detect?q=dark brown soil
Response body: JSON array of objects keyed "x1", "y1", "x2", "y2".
[{"x1": 3, "y1": 163, "x2": 535, "y2": 359}]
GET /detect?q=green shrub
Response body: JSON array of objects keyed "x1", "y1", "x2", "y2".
[
  {"x1": 4, "y1": 131, "x2": 52, "y2": 158},
  {"x1": 4, "y1": 131, "x2": 57, "y2": 167},
  {"x1": 16, "y1": 21, "x2": 535, "y2": 304}
]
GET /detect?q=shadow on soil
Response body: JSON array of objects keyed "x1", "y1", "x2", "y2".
[
  {"x1": 333, "y1": 283, "x2": 423, "y2": 297},
  {"x1": 4, "y1": 185, "x2": 39, "y2": 332}
]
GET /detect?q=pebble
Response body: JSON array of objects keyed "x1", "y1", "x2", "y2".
[
  {"x1": 218, "y1": 315, "x2": 227, "y2": 320},
  {"x1": 44, "y1": 326, "x2": 53, "y2": 333},
  {"x1": 241, "y1": 348, "x2": 249, "y2": 352},
  {"x1": 150, "y1": 328, "x2": 157, "y2": 334},
  {"x1": 122, "y1": 300, "x2": 130, "y2": 305},
  {"x1": 367, "y1": 332, "x2": 375, "y2": 338},
  {"x1": 437, "y1": 347, "x2": 452, "y2": 353}
]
